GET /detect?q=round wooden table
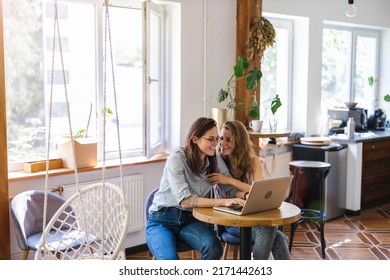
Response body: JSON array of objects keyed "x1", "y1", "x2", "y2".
[
  {"x1": 248, "y1": 129, "x2": 291, "y2": 154},
  {"x1": 193, "y1": 202, "x2": 301, "y2": 260}
]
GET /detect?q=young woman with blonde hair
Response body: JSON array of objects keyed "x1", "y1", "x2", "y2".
[{"x1": 207, "y1": 120, "x2": 291, "y2": 260}]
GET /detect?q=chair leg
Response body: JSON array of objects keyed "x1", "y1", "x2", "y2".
[
  {"x1": 232, "y1": 245, "x2": 239, "y2": 260},
  {"x1": 22, "y1": 249, "x2": 29, "y2": 260},
  {"x1": 221, "y1": 243, "x2": 229, "y2": 260},
  {"x1": 320, "y1": 220, "x2": 326, "y2": 258},
  {"x1": 289, "y1": 222, "x2": 298, "y2": 253},
  {"x1": 147, "y1": 250, "x2": 155, "y2": 260},
  {"x1": 191, "y1": 250, "x2": 197, "y2": 260}
]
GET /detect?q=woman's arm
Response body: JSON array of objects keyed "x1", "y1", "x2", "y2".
[
  {"x1": 207, "y1": 173, "x2": 251, "y2": 192},
  {"x1": 207, "y1": 155, "x2": 264, "y2": 193},
  {"x1": 180, "y1": 196, "x2": 245, "y2": 208},
  {"x1": 252, "y1": 155, "x2": 264, "y2": 181}
]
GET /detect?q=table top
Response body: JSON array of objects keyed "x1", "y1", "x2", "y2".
[
  {"x1": 248, "y1": 129, "x2": 291, "y2": 138},
  {"x1": 193, "y1": 202, "x2": 301, "y2": 228}
]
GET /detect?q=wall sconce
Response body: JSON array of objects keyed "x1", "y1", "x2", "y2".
[{"x1": 345, "y1": 0, "x2": 357, "y2": 17}]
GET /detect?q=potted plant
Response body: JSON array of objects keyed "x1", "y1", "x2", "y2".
[
  {"x1": 215, "y1": 16, "x2": 282, "y2": 122},
  {"x1": 57, "y1": 105, "x2": 113, "y2": 169}
]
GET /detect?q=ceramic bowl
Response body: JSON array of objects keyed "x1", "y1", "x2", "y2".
[
  {"x1": 345, "y1": 102, "x2": 358, "y2": 109},
  {"x1": 329, "y1": 119, "x2": 342, "y2": 128}
]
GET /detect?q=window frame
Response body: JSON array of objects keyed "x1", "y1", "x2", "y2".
[
  {"x1": 260, "y1": 16, "x2": 294, "y2": 131},
  {"x1": 322, "y1": 23, "x2": 380, "y2": 112},
  {"x1": 4, "y1": 0, "x2": 166, "y2": 172}
]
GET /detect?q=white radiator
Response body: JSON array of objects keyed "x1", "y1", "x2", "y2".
[{"x1": 61, "y1": 174, "x2": 144, "y2": 234}]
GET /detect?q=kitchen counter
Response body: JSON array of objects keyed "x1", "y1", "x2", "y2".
[
  {"x1": 327, "y1": 128, "x2": 390, "y2": 212},
  {"x1": 329, "y1": 128, "x2": 390, "y2": 144}
]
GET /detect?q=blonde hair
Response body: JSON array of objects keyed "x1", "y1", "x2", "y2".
[{"x1": 221, "y1": 120, "x2": 257, "y2": 183}]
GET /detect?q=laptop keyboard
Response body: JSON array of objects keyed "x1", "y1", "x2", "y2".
[{"x1": 228, "y1": 205, "x2": 243, "y2": 211}]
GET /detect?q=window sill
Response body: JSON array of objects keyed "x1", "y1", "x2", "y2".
[{"x1": 8, "y1": 153, "x2": 169, "y2": 183}]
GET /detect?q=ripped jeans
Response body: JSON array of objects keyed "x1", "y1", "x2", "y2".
[{"x1": 225, "y1": 226, "x2": 291, "y2": 260}]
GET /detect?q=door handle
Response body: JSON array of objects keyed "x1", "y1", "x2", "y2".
[{"x1": 148, "y1": 77, "x2": 159, "y2": 84}]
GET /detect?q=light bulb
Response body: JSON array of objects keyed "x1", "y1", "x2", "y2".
[{"x1": 345, "y1": 0, "x2": 357, "y2": 17}]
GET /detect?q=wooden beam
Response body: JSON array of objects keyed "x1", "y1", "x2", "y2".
[
  {"x1": 0, "y1": 0, "x2": 11, "y2": 260},
  {"x1": 236, "y1": 0, "x2": 262, "y2": 126}
]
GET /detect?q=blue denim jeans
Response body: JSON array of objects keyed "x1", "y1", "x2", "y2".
[
  {"x1": 146, "y1": 207, "x2": 222, "y2": 260},
  {"x1": 225, "y1": 226, "x2": 291, "y2": 260}
]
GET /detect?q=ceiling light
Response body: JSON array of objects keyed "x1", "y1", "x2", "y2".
[{"x1": 345, "y1": 0, "x2": 357, "y2": 17}]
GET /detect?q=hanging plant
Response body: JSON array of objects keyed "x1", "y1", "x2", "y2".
[
  {"x1": 247, "y1": 16, "x2": 276, "y2": 61},
  {"x1": 216, "y1": 16, "x2": 279, "y2": 119}
]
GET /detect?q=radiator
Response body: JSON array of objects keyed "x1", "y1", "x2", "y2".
[{"x1": 61, "y1": 174, "x2": 144, "y2": 234}]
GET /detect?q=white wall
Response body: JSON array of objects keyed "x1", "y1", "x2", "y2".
[{"x1": 162, "y1": 0, "x2": 236, "y2": 146}]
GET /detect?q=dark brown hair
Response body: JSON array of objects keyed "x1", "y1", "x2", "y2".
[
  {"x1": 183, "y1": 117, "x2": 218, "y2": 176},
  {"x1": 221, "y1": 120, "x2": 256, "y2": 183}
]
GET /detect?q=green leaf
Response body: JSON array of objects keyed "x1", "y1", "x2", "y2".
[
  {"x1": 102, "y1": 107, "x2": 113, "y2": 116},
  {"x1": 106, "y1": 107, "x2": 113, "y2": 116},
  {"x1": 271, "y1": 95, "x2": 282, "y2": 115},
  {"x1": 384, "y1": 94, "x2": 390, "y2": 102},
  {"x1": 75, "y1": 129, "x2": 86, "y2": 138},
  {"x1": 233, "y1": 56, "x2": 249, "y2": 77},
  {"x1": 368, "y1": 76, "x2": 376, "y2": 87},
  {"x1": 246, "y1": 67, "x2": 262, "y2": 90},
  {"x1": 226, "y1": 100, "x2": 236, "y2": 109},
  {"x1": 248, "y1": 99, "x2": 260, "y2": 118},
  {"x1": 217, "y1": 89, "x2": 229, "y2": 103}
]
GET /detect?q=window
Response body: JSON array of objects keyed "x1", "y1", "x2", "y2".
[
  {"x1": 4, "y1": 0, "x2": 166, "y2": 171},
  {"x1": 260, "y1": 17, "x2": 293, "y2": 131},
  {"x1": 321, "y1": 25, "x2": 380, "y2": 115}
]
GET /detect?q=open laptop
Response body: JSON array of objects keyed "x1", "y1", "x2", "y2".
[{"x1": 213, "y1": 175, "x2": 293, "y2": 216}]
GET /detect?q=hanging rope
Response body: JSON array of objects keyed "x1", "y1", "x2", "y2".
[
  {"x1": 36, "y1": 0, "x2": 129, "y2": 260},
  {"x1": 42, "y1": 0, "x2": 82, "y2": 248}
]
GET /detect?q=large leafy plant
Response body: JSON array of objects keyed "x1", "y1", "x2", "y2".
[{"x1": 217, "y1": 56, "x2": 281, "y2": 119}]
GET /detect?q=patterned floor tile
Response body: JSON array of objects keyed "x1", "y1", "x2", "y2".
[{"x1": 127, "y1": 202, "x2": 390, "y2": 260}]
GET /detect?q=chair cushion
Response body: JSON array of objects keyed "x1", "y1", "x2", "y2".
[{"x1": 27, "y1": 230, "x2": 96, "y2": 251}]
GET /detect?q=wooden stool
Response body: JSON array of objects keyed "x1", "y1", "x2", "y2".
[{"x1": 287, "y1": 160, "x2": 331, "y2": 258}]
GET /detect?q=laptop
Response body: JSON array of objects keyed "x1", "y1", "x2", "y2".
[{"x1": 213, "y1": 175, "x2": 293, "y2": 216}]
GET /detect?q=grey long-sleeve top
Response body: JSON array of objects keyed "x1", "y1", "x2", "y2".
[{"x1": 149, "y1": 148, "x2": 237, "y2": 213}]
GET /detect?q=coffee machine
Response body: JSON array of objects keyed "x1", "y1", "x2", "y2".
[
  {"x1": 328, "y1": 107, "x2": 368, "y2": 134},
  {"x1": 367, "y1": 108, "x2": 387, "y2": 130}
]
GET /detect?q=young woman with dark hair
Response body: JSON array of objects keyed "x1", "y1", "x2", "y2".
[{"x1": 145, "y1": 117, "x2": 244, "y2": 260}]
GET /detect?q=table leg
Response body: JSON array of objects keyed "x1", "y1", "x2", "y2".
[
  {"x1": 240, "y1": 227, "x2": 252, "y2": 260},
  {"x1": 249, "y1": 136, "x2": 260, "y2": 154}
]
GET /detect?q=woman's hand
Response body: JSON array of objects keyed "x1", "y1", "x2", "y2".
[
  {"x1": 207, "y1": 173, "x2": 230, "y2": 185},
  {"x1": 223, "y1": 198, "x2": 246, "y2": 207}
]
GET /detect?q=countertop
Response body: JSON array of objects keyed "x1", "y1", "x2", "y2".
[{"x1": 329, "y1": 128, "x2": 390, "y2": 144}]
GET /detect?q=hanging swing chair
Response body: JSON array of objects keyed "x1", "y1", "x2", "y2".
[{"x1": 34, "y1": 0, "x2": 129, "y2": 260}]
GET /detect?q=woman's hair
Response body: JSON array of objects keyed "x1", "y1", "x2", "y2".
[
  {"x1": 221, "y1": 120, "x2": 256, "y2": 183},
  {"x1": 183, "y1": 117, "x2": 218, "y2": 176}
]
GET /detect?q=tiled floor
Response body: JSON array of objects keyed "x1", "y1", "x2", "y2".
[{"x1": 127, "y1": 202, "x2": 390, "y2": 260}]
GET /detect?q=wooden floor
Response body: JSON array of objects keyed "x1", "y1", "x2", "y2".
[{"x1": 127, "y1": 202, "x2": 390, "y2": 260}]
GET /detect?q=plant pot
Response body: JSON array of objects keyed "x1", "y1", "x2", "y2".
[
  {"x1": 57, "y1": 137, "x2": 98, "y2": 169},
  {"x1": 211, "y1": 108, "x2": 235, "y2": 131}
]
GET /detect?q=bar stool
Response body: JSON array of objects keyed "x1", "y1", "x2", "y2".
[{"x1": 287, "y1": 160, "x2": 331, "y2": 258}]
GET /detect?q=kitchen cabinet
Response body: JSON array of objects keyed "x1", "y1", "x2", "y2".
[{"x1": 361, "y1": 139, "x2": 390, "y2": 209}]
